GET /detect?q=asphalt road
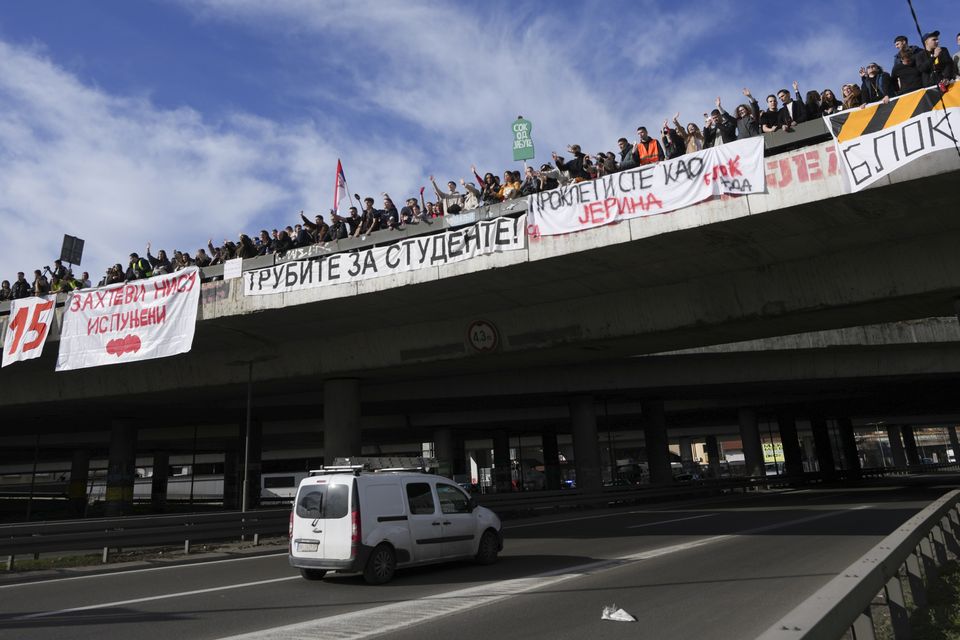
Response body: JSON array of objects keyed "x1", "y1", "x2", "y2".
[{"x1": 0, "y1": 485, "x2": 947, "y2": 640}]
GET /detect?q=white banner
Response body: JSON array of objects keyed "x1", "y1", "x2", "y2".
[
  {"x1": 245, "y1": 215, "x2": 527, "y2": 296},
  {"x1": 825, "y1": 84, "x2": 960, "y2": 192},
  {"x1": 56, "y1": 267, "x2": 201, "y2": 371},
  {"x1": 526, "y1": 138, "x2": 765, "y2": 237},
  {"x1": 2, "y1": 295, "x2": 56, "y2": 368}
]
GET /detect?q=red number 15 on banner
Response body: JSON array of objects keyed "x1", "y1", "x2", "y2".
[{"x1": 2, "y1": 296, "x2": 56, "y2": 368}]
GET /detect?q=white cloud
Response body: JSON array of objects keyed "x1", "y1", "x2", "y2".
[{"x1": 0, "y1": 37, "x2": 432, "y2": 281}]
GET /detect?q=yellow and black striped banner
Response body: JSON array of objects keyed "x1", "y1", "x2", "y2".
[{"x1": 828, "y1": 83, "x2": 960, "y2": 143}]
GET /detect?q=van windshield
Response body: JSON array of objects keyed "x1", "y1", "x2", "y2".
[{"x1": 296, "y1": 483, "x2": 350, "y2": 519}]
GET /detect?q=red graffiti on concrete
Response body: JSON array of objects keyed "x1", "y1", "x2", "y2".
[{"x1": 766, "y1": 146, "x2": 838, "y2": 189}]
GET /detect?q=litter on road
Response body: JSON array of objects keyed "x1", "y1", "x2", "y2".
[{"x1": 601, "y1": 605, "x2": 636, "y2": 622}]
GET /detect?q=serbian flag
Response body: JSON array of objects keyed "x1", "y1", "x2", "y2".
[{"x1": 333, "y1": 159, "x2": 352, "y2": 216}]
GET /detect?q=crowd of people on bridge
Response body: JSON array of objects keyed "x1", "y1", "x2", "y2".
[{"x1": 1, "y1": 27, "x2": 956, "y2": 302}]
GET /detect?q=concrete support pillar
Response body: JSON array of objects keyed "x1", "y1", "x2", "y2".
[
  {"x1": 105, "y1": 421, "x2": 138, "y2": 517},
  {"x1": 948, "y1": 426, "x2": 960, "y2": 464},
  {"x1": 570, "y1": 396, "x2": 602, "y2": 491},
  {"x1": 678, "y1": 437, "x2": 694, "y2": 464},
  {"x1": 837, "y1": 418, "x2": 862, "y2": 477},
  {"x1": 777, "y1": 413, "x2": 804, "y2": 476},
  {"x1": 67, "y1": 449, "x2": 89, "y2": 518},
  {"x1": 492, "y1": 431, "x2": 512, "y2": 492},
  {"x1": 323, "y1": 378, "x2": 361, "y2": 460},
  {"x1": 642, "y1": 400, "x2": 672, "y2": 484},
  {"x1": 150, "y1": 451, "x2": 169, "y2": 513},
  {"x1": 433, "y1": 428, "x2": 455, "y2": 478},
  {"x1": 704, "y1": 435, "x2": 721, "y2": 478},
  {"x1": 542, "y1": 432, "x2": 561, "y2": 491},
  {"x1": 451, "y1": 435, "x2": 467, "y2": 478},
  {"x1": 739, "y1": 408, "x2": 764, "y2": 477},
  {"x1": 810, "y1": 416, "x2": 836, "y2": 479},
  {"x1": 888, "y1": 425, "x2": 908, "y2": 468},
  {"x1": 902, "y1": 426, "x2": 920, "y2": 465},
  {"x1": 223, "y1": 448, "x2": 239, "y2": 509}
]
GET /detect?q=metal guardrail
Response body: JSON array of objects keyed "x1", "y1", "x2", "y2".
[
  {"x1": 0, "y1": 509, "x2": 289, "y2": 568},
  {"x1": 757, "y1": 489, "x2": 960, "y2": 640},
  {"x1": 2, "y1": 466, "x2": 957, "y2": 570}
]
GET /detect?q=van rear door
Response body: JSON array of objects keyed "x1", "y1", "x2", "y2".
[{"x1": 293, "y1": 479, "x2": 352, "y2": 559}]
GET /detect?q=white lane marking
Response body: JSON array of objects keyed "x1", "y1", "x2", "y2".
[
  {"x1": 626, "y1": 513, "x2": 718, "y2": 529},
  {"x1": 0, "y1": 551, "x2": 288, "y2": 590},
  {"x1": 15, "y1": 576, "x2": 298, "y2": 620},
  {"x1": 506, "y1": 509, "x2": 708, "y2": 529},
  {"x1": 211, "y1": 505, "x2": 871, "y2": 640}
]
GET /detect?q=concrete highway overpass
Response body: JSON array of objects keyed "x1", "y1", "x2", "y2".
[{"x1": 2, "y1": 128, "x2": 960, "y2": 514}]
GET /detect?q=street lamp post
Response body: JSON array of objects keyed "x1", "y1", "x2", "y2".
[{"x1": 241, "y1": 361, "x2": 253, "y2": 514}]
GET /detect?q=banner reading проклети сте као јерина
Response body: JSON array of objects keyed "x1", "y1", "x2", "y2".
[{"x1": 525, "y1": 137, "x2": 766, "y2": 238}]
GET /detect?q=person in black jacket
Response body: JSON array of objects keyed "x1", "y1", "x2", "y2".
[
  {"x1": 617, "y1": 137, "x2": 639, "y2": 170},
  {"x1": 300, "y1": 211, "x2": 331, "y2": 243},
  {"x1": 660, "y1": 123, "x2": 686, "y2": 159},
  {"x1": 892, "y1": 35, "x2": 924, "y2": 71},
  {"x1": 777, "y1": 83, "x2": 807, "y2": 127},
  {"x1": 11, "y1": 272, "x2": 30, "y2": 299},
  {"x1": 703, "y1": 98, "x2": 737, "y2": 147},
  {"x1": 892, "y1": 49, "x2": 924, "y2": 95},
  {"x1": 552, "y1": 145, "x2": 591, "y2": 181},
  {"x1": 146, "y1": 243, "x2": 172, "y2": 274},
  {"x1": 859, "y1": 63, "x2": 893, "y2": 104},
  {"x1": 236, "y1": 234, "x2": 258, "y2": 259},
  {"x1": 917, "y1": 31, "x2": 956, "y2": 88}
]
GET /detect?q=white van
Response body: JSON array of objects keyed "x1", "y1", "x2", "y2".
[{"x1": 289, "y1": 458, "x2": 503, "y2": 584}]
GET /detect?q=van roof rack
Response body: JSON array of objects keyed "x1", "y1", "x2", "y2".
[{"x1": 309, "y1": 456, "x2": 437, "y2": 476}]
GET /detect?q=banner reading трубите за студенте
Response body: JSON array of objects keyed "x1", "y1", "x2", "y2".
[
  {"x1": 55, "y1": 267, "x2": 202, "y2": 371},
  {"x1": 525, "y1": 137, "x2": 766, "y2": 237},
  {"x1": 825, "y1": 83, "x2": 960, "y2": 192},
  {"x1": 243, "y1": 215, "x2": 527, "y2": 296}
]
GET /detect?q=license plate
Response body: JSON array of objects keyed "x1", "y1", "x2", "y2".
[{"x1": 297, "y1": 542, "x2": 319, "y2": 552}]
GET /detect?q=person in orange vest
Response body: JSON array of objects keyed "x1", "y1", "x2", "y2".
[{"x1": 635, "y1": 127, "x2": 664, "y2": 165}]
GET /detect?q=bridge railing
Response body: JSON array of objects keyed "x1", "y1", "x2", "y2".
[{"x1": 757, "y1": 489, "x2": 960, "y2": 640}]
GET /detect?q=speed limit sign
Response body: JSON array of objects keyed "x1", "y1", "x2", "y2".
[{"x1": 466, "y1": 320, "x2": 499, "y2": 353}]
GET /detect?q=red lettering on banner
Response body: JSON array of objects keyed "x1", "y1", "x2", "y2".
[
  {"x1": 727, "y1": 156, "x2": 743, "y2": 177},
  {"x1": 152, "y1": 272, "x2": 196, "y2": 299},
  {"x1": 3, "y1": 299, "x2": 55, "y2": 362},
  {"x1": 703, "y1": 157, "x2": 742, "y2": 185},
  {"x1": 579, "y1": 193, "x2": 664, "y2": 224},
  {"x1": 84, "y1": 306, "x2": 169, "y2": 336}
]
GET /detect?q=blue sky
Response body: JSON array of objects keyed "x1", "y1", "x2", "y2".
[{"x1": 0, "y1": 0, "x2": 957, "y2": 281}]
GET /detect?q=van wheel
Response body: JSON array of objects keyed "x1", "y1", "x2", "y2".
[
  {"x1": 475, "y1": 531, "x2": 499, "y2": 565},
  {"x1": 363, "y1": 544, "x2": 396, "y2": 585},
  {"x1": 299, "y1": 568, "x2": 327, "y2": 581}
]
